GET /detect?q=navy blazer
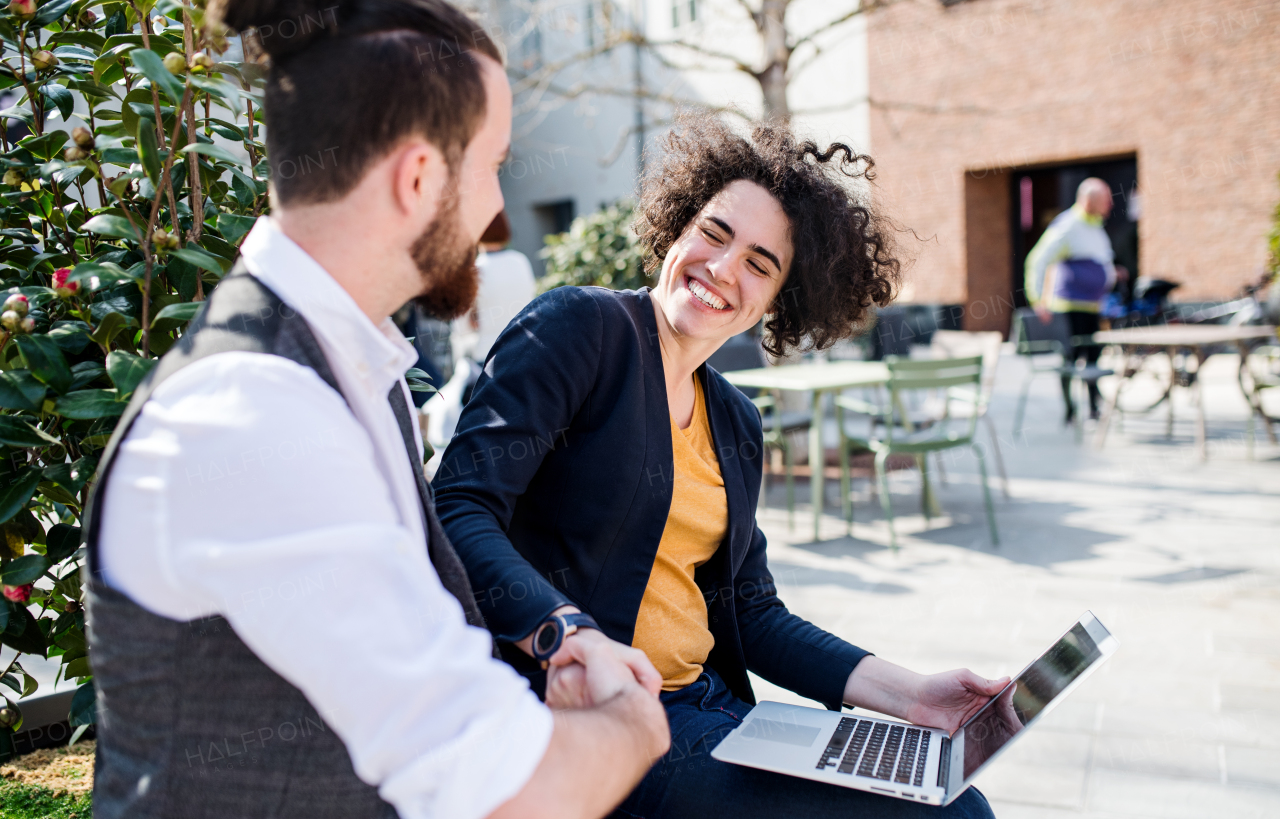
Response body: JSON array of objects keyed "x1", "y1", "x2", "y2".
[{"x1": 433, "y1": 286, "x2": 869, "y2": 710}]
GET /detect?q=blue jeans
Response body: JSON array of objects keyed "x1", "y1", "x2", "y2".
[{"x1": 611, "y1": 669, "x2": 996, "y2": 819}]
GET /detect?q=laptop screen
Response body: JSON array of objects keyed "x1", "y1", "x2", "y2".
[{"x1": 961, "y1": 621, "x2": 1103, "y2": 781}]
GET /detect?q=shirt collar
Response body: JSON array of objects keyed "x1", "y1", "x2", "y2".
[
  {"x1": 238, "y1": 216, "x2": 418, "y2": 392},
  {"x1": 1072, "y1": 203, "x2": 1104, "y2": 227}
]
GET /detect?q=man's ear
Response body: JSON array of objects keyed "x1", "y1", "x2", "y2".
[{"x1": 391, "y1": 139, "x2": 448, "y2": 224}]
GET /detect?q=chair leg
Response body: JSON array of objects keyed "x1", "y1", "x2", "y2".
[
  {"x1": 982, "y1": 414, "x2": 1011, "y2": 499},
  {"x1": 837, "y1": 407, "x2": 851, "y2": 534},
  {"x1": 874, "y1": 450, "x2": 897, "y2": 552},
  {"x1": 918, "y1": 454, "x2": 932, "y2": 527},
  {"x1": 1013, "y1": 371, "x2": 1034, "y2": 438},
  {"x1": 934, "y1": 452, "x2": 949, "y2": 486},
  {"x1": 971, "y1": 443, "x2": 999, "y2": 547}
]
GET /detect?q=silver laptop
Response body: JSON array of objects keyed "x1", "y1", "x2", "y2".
[{"x1": 711, "y1": 612, "x2": 1118, "y2": 806}]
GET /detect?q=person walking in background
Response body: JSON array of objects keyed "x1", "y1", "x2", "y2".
[
  {"x1": 1025, "y1": 177, "x2": 1126, "y2": 423},
  {"x1": 426, "y1": 211, "x2": 537, "y2": 454},
  {"x1": 452, "y1": 211, "x2": 537, "y2": 365}
]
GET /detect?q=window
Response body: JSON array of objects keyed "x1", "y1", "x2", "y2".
[{"x1": 534, "y1": 199, "x2": 576, "y2": 239}]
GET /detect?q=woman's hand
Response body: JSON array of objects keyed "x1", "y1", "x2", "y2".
[
  {"x1": 843, "y1": 656, "x2": 1010, "y2": 735},
  {"x1": 903, "y1": 669, "x2": 1011, "y2": 735}
]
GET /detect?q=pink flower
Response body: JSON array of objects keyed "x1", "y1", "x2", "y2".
[
  {"x1": 8, "y1": 0, "x2": 36, "y2": 18},
  {"x1": 52, "y1": 267, "x2": 78, "y2": 297},
  {"x1": 2, "y1": 584, "x2": 33, "y2": 603}
]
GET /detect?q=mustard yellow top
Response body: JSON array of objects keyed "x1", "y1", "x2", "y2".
[{"x1": 631, "y1": 377, "x2": 728, "y2": 690}]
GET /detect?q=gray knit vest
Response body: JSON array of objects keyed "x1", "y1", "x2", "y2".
[{"x1": 83, "y1": 268, "x2": 488, "y2": 818}]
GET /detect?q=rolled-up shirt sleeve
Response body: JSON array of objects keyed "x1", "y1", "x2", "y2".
[{"x1": 99, "y1": 353, "x2": 551, "y2": 819}]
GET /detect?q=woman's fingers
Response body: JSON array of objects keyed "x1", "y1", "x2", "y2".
[{"x1": 620, "y1": 645, "x2": 663, "y2": 696}]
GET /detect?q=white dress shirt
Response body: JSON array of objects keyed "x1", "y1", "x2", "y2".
[{"x1": 98, "y1": 216, "x2": 551, "y2": 819}]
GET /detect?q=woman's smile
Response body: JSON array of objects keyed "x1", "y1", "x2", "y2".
[{"x1": 683, "y1": 274, "x2": 732, "y2": 312}]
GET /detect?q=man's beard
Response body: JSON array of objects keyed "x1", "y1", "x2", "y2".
[{"x1": 410, "y1": 186, "x2": 479, "y2": 320}]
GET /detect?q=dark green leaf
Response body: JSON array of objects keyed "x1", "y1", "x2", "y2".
[
  {"x1": 180, "y1": 142, "x2": 245, "y2": 166},
  {"x1": 15, "y1": 334, "x2": 73, "y2": 394},
  {"x1": 64, "y1": 656, "x2": 91, "y2": 678},
  {"x1": 0, "y1": 417, "x2": 57, "y2": 448},
  {"x1": 44, "y1": 523, "x2": 82, "y2": 563},
  {"x1": 100, "y1": 147, "x2": 137, "y2": 166},
  {"x1": 2, "y1": 555, "x2": 49, "y2": 586},
  {"x1": 0, "y1": 673, "x2": 19, "y2": 695},
  {"x1": 129, "y1": 47, "x2": 186, "y2": 106},
  {"x1": 65, "y1": 261, "x2": 136, "y2": 288},
  {"x1": 88, "y1": 310, "x2": 136, "y2": 347},
  {"x1": 52, "y1": 45, "x2": 100, "y2": 62},
  {"x1": 53, "y1": 389, "x2": 125, "y2": 420},
  {"x1": 82, "y1": 214, "x2": 141, "y2": 241},
  {"x1": 173, "y1": 246, "x2": 227, "y2": 276},
  {"x1": 32, "y1": 0, "x2": 77, "y2": 26},
  {"x1": 69, "y1": 681, "x2": 95, "y2": 725},
  {"x1": 19, "y1": 130, "x2": 69, "y2": 162},
  {"x1": 216, "y1": 213, "x2": 255, "y2": 245},
  {"x1": 0, "y1": 468, "x2": 41, "y2": 526},
  {"x1": 47, "y1": 321, "x2": 92, "y2": 354},
  {"x1": 0, "y1": 105, "x2": 34, "y2": 125},
  {"x1": 106, "y1": 350, "x2": 154, "y2": 397},
  {"x1": 69, "y1": 360, "x2": 106, "y2": 390},
  {"x1": 0, "y1": 370, "x2": 45, "y2": 412},
  {"x1": 2, "y1": 604, "x2": 46, "y2": 657},
  {"x1": 136, "y1": 121, "x2": 162, "y2": 186},
  {"x1": 151, "y1": 301, "x2": 200, "y2": 327},
  {"x1": 41, "y1": 83, "x2": 74, "y2": 122}
]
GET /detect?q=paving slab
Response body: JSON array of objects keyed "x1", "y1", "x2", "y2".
[{"x1": 750, "y1": 348, "x2": 1280, "y2": 818}]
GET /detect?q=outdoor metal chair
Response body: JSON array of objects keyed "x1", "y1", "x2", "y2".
[
  {"x1": 708, "y1": 334, "x2": 812, "y2": 525},
  {"x1": 836, "y1": 355, "x2": 999, "y2": 551},
  {"x1": 929, "y1": 330, "x2": 1011, "y2": 498},
  {"x1": 1010, "y1": 308, "x2": 1113, "y2": 442}
]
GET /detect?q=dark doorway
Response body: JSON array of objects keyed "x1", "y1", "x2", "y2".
[{"x1": 1009, "y1": 156, "x2": 1138, "y2": 310}]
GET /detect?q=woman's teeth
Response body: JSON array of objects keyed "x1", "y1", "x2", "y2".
[{"x1": 688, "y1": 278, "x2": 727, "y2": 310}]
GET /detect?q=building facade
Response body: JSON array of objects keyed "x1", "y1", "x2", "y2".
[{"x1": 867, "y1": 0, "x2": 1280, "y2": 333}]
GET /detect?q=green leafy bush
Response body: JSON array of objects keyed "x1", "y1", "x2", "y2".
[
  {"x1": 539, "y1": 199, "x2": 647, "y2": 292},
  {"x1": 0, "y1": 780, "x2": 91, "y2": 818},
  {"x1": 0, "y1": 0, "x2": 265, "y2": 743}
]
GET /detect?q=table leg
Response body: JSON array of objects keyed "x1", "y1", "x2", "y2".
[
  {"x1": 810, "y1": 389, "x2": 825, "y2": 542},
  {"x1": 1166, "y1": 347, "x2": 1177, "y2": 439},
  {"x1": 1194, "y1": 349, "x2": 1208, "y2": 461},
  {"x1": 1094, "y1": 346, "x2": 1127, "y2": 449}
]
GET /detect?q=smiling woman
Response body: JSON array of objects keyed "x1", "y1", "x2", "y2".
[{"x1": 435, "y1": 114, "x2": 998, "y2": 819}]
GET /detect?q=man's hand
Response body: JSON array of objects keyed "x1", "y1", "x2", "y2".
[
  {"x1": 1035, "y1": 304, "x2": 1053, "y2": 324},
  {"x1": 903, "y1": 669, "x2": 1011, "y2": 735},
  {"x1": 545, "y1": 629, "x2": 662, "y2": 710}
]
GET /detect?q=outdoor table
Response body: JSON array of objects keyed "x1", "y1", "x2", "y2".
[
  {"x1": 723, "y1": 360, "x2": 889, "y2": 540},
  {"x1": 1092, "y1": 324, "x2": 1277, "y2": 460}
]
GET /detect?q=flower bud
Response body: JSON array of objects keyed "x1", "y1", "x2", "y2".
[
  {"x1": 0, "y1": 310, "x2": 20, "y2": 332},
  {"x1": 189, "y1": 53, "x2": 215, "y2": 73},
  {"x1": 152, "y1": 228, "x2": 180, "y2": 251},
  {"x1": 163, "y1": 51, "x2": 187, "y2": 75},
  {"x1": 19, "y1": 316, "x2": 34, "y2": 333},
  {"x1": 31, "y1": 50, "x2": 57, "y2": 71},
  {"x1": 2, "y1": 169, "x2": 20, "y2": 186},
  {"x1": 1, "y1": 583, "x2": 32, "y2": 603},
  {"x1": 53, "y1": 267, "x2": 79, "y2": 298},
  {"x1": 0, "y1": 707, "x2": 17, "y2": 728},
  {"x1": 72, "y1": 126, "x2": 94, "y2": 149},
  {"x1": 64, "y1": 600, "x2": 81, "y2": 613},
  {"x1": 3, "y1": 293, "x2": 28, "y2": 316},
  {"x1": 78, "y1": 9, "x2": 95, "y2": 26},
  {"x1": 63, "y1": 146, "x2": 88, "y2": 162},
  {"x1": 8, "y1": 0, "x2": 35, "y2": 19}
]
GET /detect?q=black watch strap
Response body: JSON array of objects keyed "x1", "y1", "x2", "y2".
[
  {"x1": 531, "y1": 611, "x2": 600, "y2": 667},
  {"x1": 561, "y1": 612, "x2": 600, "y2": 634}
]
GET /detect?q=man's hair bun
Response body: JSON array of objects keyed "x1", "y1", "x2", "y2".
[{"x1": 208, "y1": 0, "x2": 352, "y2": 61}]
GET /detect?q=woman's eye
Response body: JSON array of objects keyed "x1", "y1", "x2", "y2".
[
  {"x1": 748, "y1": 261, "x2": 768, "y2": 276},
  {"x1": 700, "y1": 228, "x2": 722, "y2": 244}
]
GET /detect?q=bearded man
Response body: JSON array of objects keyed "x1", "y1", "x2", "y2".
[{"x1": 82, "y1": 1, "x2": 667, "y2": 818}]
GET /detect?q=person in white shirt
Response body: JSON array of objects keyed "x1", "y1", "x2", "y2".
[{"x1": 87, "y1": 0, "x2": 668, "y2": 817}]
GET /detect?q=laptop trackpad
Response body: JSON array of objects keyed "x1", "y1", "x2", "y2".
[{"x1": 738, "y1": 718, "x2": 820, "y2": 747}]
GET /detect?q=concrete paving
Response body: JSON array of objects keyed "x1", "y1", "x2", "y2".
[{"x1": 749, "y1": 347, "x2": 1280, "y2": 818}]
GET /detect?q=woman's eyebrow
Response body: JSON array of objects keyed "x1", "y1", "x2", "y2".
[{"x1": 707, "y1": 215, "x2": 781, "y2": 273}]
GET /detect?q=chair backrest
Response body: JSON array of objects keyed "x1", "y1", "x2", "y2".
[
  {"x1": 883, "y1": 355, "x2": 984, "y2": 442},
  {"x1": 931, "y1": 330, "x2": 1002, "y2": 400},
  {"x1": 1010, "y1": 307, "x2": 1070, "y2": 356}
]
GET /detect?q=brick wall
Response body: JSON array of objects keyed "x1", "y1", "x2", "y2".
[{"x1": 867, "y1": 0, "x2": 1280, "y2": 332}]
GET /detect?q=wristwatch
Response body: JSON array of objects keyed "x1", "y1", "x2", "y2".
[{"x1": 531, "y1": 611, "x2": 601, "y2": 669}]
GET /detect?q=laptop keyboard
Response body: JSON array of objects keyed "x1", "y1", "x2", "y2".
[{"x1": 815, "y1": 718, "x2": 930, "y2": 788}]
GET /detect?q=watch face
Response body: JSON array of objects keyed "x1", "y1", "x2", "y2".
[{"x1": 534, "y1": 620, "x2": 560, "y2": 656}]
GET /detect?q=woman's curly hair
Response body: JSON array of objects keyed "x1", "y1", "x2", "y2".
[{"x1": 635, "y1": 114, "x2": 899, "y2": 357}]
